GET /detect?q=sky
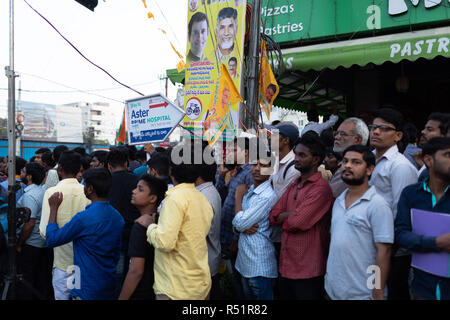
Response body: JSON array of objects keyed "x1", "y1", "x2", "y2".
[{"x1": 0, "y1": 0, "x2": 188, "y2": 126}]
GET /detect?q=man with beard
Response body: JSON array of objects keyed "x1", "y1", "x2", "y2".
[
  {"x1": 269, "y1": 134, "x2": 333, "y2": 299},
  {"x1": 215, "y1": 7, "x2": 239, "y2": 65},
  {"x1": 325, "y1": 145, "x2": 393, "y2": 300},
  {"x1": 16, "y1": 162, "x2": 54, "y2": 300},
  {"x1": 413, "y1": 113, "x2": 450, "y2": 181},
  {"x1": 329, "y1": 117, "x2": 369, "y2": 198},
  {"x1": 187, "y1": 12, "x2": 209, "y2": 64},
  {"x1": 395, "y1": 137, "x2": 450, "y2": 300}
]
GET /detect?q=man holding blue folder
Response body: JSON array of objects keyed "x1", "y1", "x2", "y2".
[{"x1": 395, "y1": 137, "x2": 450, "y2": 300}]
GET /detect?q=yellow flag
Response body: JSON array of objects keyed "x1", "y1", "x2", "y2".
[
  {"x1": 203, "y1": 64, "x2": 243, "y2": 146},
  {"x1": 147, "y1": 12, "x2": 154, "y2": 19},
  {"x1": 259, "y1": 40, "x2": 279, "y2": 120},
  {"x1": 176, "y1": 60, "x2": 185, "y2": 73}
]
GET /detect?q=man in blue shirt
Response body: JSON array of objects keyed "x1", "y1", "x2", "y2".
[
  {"x1": 16, "y1": 162, "x2": 53, "y2": 300},
  {"x1": 46, "y1": 167, "x2": 124, "y2": 300},
  {"x1": 395, "y1": 137, "x2": 450, "y2": 300},
  {"x1": 233, "y1": 151, "x2": 278, "y2": 300}
]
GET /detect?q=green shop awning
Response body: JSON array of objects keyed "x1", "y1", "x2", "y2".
[
  {"x1": 167, "y1": 68, "x2": 185, "y2": 85},
  {"x1": 281, "y1": 26, "x2": 450, "y2": 72}
]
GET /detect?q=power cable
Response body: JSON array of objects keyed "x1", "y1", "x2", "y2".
[{"x1": 22, "y1": 0, "x2": 145, "y2": 97}]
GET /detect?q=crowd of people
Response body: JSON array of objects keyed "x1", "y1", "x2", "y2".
[{"x1": 0, "y1": 107, "x2": 449, "y2": 301}]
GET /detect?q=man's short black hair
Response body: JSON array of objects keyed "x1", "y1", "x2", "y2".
[
  {"x1": 126, "y1": 145, "x2": 137, "y2": 161},
  {"x1": 58, "y1": 151, "x2": 82, "y2": 176},
  {"x1": 147, "y1": 153, "x2": 170, "y2": 177},
  {"x1": 427, "y1": 113, "x2": 450, "y2": 135},
  {"x1": 135, "y1": 149, "x2": 147, "y2": 162},
  {"x1": 403, "y1": 123, "x2": 418, "y2": 144},
  {"x1": 73, "y1": 147, "x2": 87, "y2": 157},
  {"x1": 295, "y1": 133, "x2": 326, "y2": 164},
  {"x1": 196, "y1": 142, "x2": 217, "y2": 183},
  {"x1": 80, "y1": 156, "x2": 90, "y2": 170},
  {"x1": 15, "y1": 157, "x2": 27, "y2": 176},
  {"x1": 373, "y1": 108, "x2": 404, "y2": 131},
  {"x1": 35, "y1": 148, "x2": 51, "y2": 155},
  {"x1": 24, "y1": 162, "x2": 46, "y2": 185},
  {"x1": 307, "y1": 108, "x2": 319, "y2": 122},
  {"x1": 41, "y1": 151, "x2": 56, "y2": 168},
  {"x1": 342, "y1": 144, "x2": 376, "y2": 168},
  {"x1": 82, "y1": 168, "x2": 112, "y2": 198},
  {"x1": 325, "y1": 147, "x2": 343, "y2": 162},
  {"x1": 107, "y1": 149, "x2": 128, "y2": 169},
  {"x1": 138, "y1": 174, "x2": 168, "y2": 207},
  {"x1": 217, "y1": 7, "x2": 237, "y2": 24},
  {"x1": 188, "y1": 11, "x2": 208, "y2": 38},
  {"x1": 91, "y1": 150, "x2": 109, "y2": 167},
  {"x1": 168, "y1": 146, "x2": 199, "y2": 184},
  {"x1": 422, "y1": 137, "x2": 450, "y2": 158},
  {"x1": 228, "y1": 57, "x2": 237, "y2": 64},
  {"x1": 53, "y1": 145, "x2": 69, "y2": 163}
]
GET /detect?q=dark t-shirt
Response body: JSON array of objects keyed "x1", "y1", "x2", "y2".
[
  {"x1": 127, "y1": 222, "x2": 155, "y2": 300},
  {"x1": 108, "y1": 170, "x2": 140, "y2": 252}
]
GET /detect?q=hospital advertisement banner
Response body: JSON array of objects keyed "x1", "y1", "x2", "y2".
[{"x1": 182, "y1": 0, "x2": 247, "y2": 141}]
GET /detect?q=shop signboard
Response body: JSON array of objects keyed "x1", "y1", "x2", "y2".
[
  {"x1": 258, "y1": 0, "x2": 450, "y2": 44},
  {"x1": 126, "y1": 94, "x2": 185, "y2": 145}
]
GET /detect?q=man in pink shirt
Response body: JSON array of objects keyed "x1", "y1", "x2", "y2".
[{"x1": 270, "y1": 134, "x2": 334, "y2": 300}]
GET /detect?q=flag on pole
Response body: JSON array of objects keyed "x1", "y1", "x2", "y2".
[
  {"x1": 259, "y1": 40, "x2": 279, "y2": 120},
  {"x1": 203, "y1": 63, "x2": 243, "y2": 146},
  {"x1": 117, "y1": 106, "x2": 126, "y2": 145}
]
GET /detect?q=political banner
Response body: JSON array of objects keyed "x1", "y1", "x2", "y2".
[{"x1": 183, "y1": 0, "x2": 247, "y2": 140}]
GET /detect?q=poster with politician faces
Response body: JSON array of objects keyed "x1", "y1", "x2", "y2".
[{"x1": 183, "y1": 0, "x2": 246, "y2": 141}]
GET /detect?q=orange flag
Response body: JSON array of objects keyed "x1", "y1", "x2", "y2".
[
  {"x1": 117, "y1": 106, "x2": 126, "y2": 145},
  {"x1": 203, "y1": 63, "x2": 243, "y2": 146}
]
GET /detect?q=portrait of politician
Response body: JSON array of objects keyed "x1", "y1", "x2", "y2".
[
  {"x1": 264, "y1": 83, "x2": 277, "y2": 104},
  {"x1": 215, "y1": 7, "x2": 238, "y2": 65},
  {"x1": 228, "y1": 57, "x2": 238, "y2": 78},
  {"x1": 187, "y1": 12, "x2": 209, "y2": 64}
]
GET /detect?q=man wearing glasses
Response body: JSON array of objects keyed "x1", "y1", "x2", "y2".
[
  {"x1": 369, "y1": 108, "x2": 418, "y2": 300},
  {"x1": 329, "y1": 117, "x2": 369, "y2": 198}
]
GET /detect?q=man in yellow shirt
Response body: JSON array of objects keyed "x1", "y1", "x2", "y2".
[
  {"x1": 39, "y1": 150, "x2": 91, "y2": 300},
  {"x1": 137, "y1": 145, "x2": 213, "y2": 300}
]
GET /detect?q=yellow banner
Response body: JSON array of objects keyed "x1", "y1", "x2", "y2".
[
  {"x1": 183, "y1": 0, "x2": 246, "y2": 140},
  {"x1": 259, "y1": 40, "x2": 279, "y2": 120},
  {"x1": 204, "y1": 63, "x2": 243, "y2": 146}
]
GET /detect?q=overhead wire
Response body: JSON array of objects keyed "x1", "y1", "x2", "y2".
[{"x1": 22, "y1": 0, "x2": 145, "y2": 97}]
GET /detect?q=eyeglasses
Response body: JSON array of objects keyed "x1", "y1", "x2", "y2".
[
  {"x1": 334, "y1": 131, "x2": 354, "y2": 138},
  {"x1": 368, "y1": 124, "x2": 397, "y2": 132}
]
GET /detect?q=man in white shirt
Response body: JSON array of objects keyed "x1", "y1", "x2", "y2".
[
  {"x1": 39, "y1": 151, "x2": 91, "y2": 300},
  {"x1": 301, "y1": 106, "x2": 339, "y2": 137},
  {"x1": 325, "y1": 145, "x2": 393, "y2": 300},
  {"x1": 368, "y1": 108, "x2": 418, "y2": 300}
]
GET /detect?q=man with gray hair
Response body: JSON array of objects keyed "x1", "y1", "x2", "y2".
[
  {"x1": 215, "y1": 7, "x2": 238, "y2": 65},
  {"x1": 329, "y1": 117, "x2": 369, "y2": 198}
]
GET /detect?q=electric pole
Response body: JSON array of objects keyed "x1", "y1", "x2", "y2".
[
  {"x1": 3, "y1": 0, "x2": 17, "y2": 300},
  {"x1": 245, "y1": 0, "x2": 262, "y2": 131}
]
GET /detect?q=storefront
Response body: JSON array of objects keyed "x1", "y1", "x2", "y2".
[
  {"x1": 261, "y1": 0, "x2": 450, "y2": 125},
  {"x1": 168, "y1": 0, "x2": 449, "y2": 127}
]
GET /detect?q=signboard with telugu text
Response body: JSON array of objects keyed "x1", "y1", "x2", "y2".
[{"x1": 125, "y1": 94, "x2": 185, "y2": 145}]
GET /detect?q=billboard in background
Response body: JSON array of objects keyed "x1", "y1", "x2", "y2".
[
  {"x1": 183, "y1": 0, "x2": 247, "y2": 140},
  {"x1": 19, "y1": 101, "x2": 57, "y2": 142},
  {"x1": 18, "y1": 101, "x2": 83, "y2": 143},
  {"x1": 56, "y1": 105, "x2": 83, "y2": 143}
]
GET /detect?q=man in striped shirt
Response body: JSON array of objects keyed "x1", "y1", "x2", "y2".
[{"x1": 232, "y1": 151, "x2": 278, "y2": 300}]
